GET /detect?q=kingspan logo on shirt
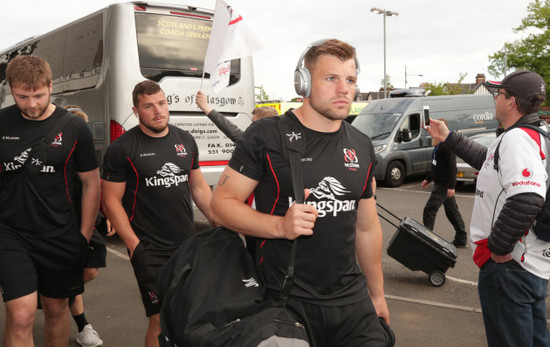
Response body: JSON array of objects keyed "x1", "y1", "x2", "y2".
[
  {"x1": 288, "y1": 176, "x2": 356, "y2": 218},
  {"x1": 3, "y1": 148, "x2": 55, "y2": 173},
  {"x1": 145, "y1": 162, "x2": 189, "y2": 188}
]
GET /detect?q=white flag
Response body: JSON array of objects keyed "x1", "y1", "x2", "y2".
[{"x1": 204, "y1": 0, "x2": 262, "y2": 93}]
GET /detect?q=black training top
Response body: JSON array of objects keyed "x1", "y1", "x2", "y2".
[
  {"x1": 0, "y1": 104, "x2": 98, "y2": 237},
  {"x1": 228, "y1": 111, "x2": 376, "y2": 305},
  {"x1": 424, "y1": 143, "x2": 457, "y2": 189},
  {"x1": 102, "y1": 125, "x2": 200, "y2": 248}
]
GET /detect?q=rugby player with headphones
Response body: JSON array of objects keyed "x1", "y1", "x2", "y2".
[{"x1": 211, "y1": 39, "x2": 391, "y2": 346}]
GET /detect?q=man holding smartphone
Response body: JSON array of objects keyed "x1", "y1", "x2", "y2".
[{"x1": 427, "y1": 70, "x2": 549, "y2": 346}]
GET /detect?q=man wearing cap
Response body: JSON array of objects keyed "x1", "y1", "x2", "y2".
[{"x1": 427, "y1": 70, "x2": 549, "y2": 346}]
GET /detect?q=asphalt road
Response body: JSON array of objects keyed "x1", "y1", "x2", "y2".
[{"x1": 1, "y1": 178, "x2": 548, "y2": 346}]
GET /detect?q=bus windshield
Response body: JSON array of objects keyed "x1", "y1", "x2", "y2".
[
  {"x1": 135, "y1": 12, "x2": 240, "y2": 82},
  {"x1": 352, "y1": 113, "x2": 401, "y2": 140}
]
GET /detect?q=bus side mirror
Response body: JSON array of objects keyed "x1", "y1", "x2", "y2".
[{"x1": 399, "y1": 129, "x2": 412, "y2": 142}]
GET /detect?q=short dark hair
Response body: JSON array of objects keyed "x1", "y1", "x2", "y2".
[
  {"x1": 304, "y1": 39, "x2": 357, "y2": 72},
  {"x1": 132, "y1": 80, "x2": 163, "y2": 107},
  {"x1": 504, "y1": 90, "x2": 543, "y2": 115},
  {"x1": 6, "y1": 55, "x2": 52, "y2": 90}
]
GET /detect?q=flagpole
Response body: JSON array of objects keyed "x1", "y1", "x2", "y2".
[{"x1": 200, "y1": 71, "x2": 205, "y2": 91}]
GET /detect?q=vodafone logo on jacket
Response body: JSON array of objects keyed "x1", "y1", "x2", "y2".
[
  {"x1": 521, "y1": 168, "x2": 533, "y2": 179},
  {"x1": 511, "y1": 167, "x2": 541, "y2": 188}
]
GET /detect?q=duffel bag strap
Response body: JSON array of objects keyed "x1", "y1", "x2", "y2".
[{"x1": 278, "y1": 113, "x2": 306, "y2": 307}]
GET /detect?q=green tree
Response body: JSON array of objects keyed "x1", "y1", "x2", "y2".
[
  {"x1": 379, "y1": 74, "x2": 394, "y2": 90},
  {"x1": 488, "y1": 0, "x2": 550, "y2": 105},
  {"x1": 255, "y1": 85, "x2": 270, "y2": 103},
  {"x1": 425, "y1": 72, "x2": 469, "y2": 96},
  {"x1": 424, "y1": 81, "x2": 447, "y2": 96}
]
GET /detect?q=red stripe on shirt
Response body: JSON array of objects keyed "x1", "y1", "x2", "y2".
[
  {"x1": 64, "y1": 141, "x2": 78, "y2": 202},
  {"x1": 266, "y1": 153, "x2": 280, "y2": 215},
  {"x1": 521, "y1": 128, "x2": 545, "y2": 160},
  {"x1": 362, "y1": 163, "x2": 373, "y2": 195},
  {"x1": 127, "y1": 157, "x2": 139, "y2": 222},
  {"x1": 259, "y1": 153, "x2": 281, "y2": 267}
]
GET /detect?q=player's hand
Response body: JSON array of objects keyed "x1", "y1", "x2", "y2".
[
  {"x1": 491, "y1": 253, "x2": 512, "y2": 263},
  {"x1": 195, "y1": 91, "x2": 213, "y2": 114},
  {"x1": 421, "y1": 180, "x2": 429, "y2": 189},
  {"x1": 106, "y1": 219, "x2": 117, "y2": 237},
  {"x1": 281, "y1": 189, "x2": 318, "y2": 240}
]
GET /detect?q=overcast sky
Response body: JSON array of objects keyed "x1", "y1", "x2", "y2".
[{"x1": 0, "y1": 0, "x2": 535, "y2": 100}]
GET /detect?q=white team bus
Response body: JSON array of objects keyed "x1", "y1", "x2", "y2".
[{"x1": 0, "y1": 2, "x2": 254, "y2": 185}]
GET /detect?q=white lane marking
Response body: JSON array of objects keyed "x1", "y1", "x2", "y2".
[
  {"x1": 446, "y1": 275, "x2": 478, "y2": 286},
  {"x1": 385, "y1": 293, "x2": 482, "y2": 313},
  {"x1": 378, "y1": 186, "x2": 474, "y2": 199},
  {"x1": 386, "y1": 294, "x2": 550, "y2": 324},
  {"x1": 107, "y1": 246, "x2": 130, "y2": 260}
]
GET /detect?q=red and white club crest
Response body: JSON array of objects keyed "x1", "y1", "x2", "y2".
[
  {"x1": 175, "y1": 144, "x2": 187, "y2": 156},
  {"x1": 343, "y1": 148, "x2": 358, "y2": 164}
]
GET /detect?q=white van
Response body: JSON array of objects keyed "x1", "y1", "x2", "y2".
[
  {"x1": 352, "y1": 94, "x2": 497, "y2": 187},
  {"x1": 0, "y1": 2, "x2": 254, "y2": 185}
]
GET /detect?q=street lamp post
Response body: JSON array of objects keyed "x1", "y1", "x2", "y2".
[
  {"x1": 371, "y1": 7, "x2": 398, "y2": 99},
  {"x1": 404, "y1": 65, "x2": 423, "y2": 89}
]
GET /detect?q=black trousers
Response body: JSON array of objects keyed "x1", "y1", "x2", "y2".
[{"x1": 423, "y1": 183, "x2": 467, "y2": 242}]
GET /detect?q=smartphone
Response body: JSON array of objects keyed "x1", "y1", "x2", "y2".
[{"x1": 423, "y1": 106, "x2": 430, "y2": 127}]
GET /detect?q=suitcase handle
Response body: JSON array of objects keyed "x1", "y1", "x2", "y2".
[
  {"x1": 377, "y1": 212, "x2": 400, "y2": 229},
  {"x1": 376, "y1": 202, "x2": 403, "y2": 228}
]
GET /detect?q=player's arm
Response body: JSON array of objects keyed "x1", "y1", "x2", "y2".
[
  {"x1": 101, "y1": 180, "x2": 140, "y2": 257},
  {"x1": 196, "y1": 91, "x2": 243, "y2": 143},
  {"x1": 355, "y1": 196, "x2": 390, "y2": 324},
  {"x1": 78, "y1": 168, "x2": 101, "y2": 242},
  {"x1": 210, "y1": 166, "x2": 317, "y2": 239},
  {"x1": 189, "y1": 168, "x2": 216, "y2": 226}
]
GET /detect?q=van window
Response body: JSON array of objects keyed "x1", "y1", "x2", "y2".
[
  {"x1": 352, "y1": 112, "x2": 401, "y2": 140},
  {"x1": 135, "y1": 13, "x2": 240, "y2": 84},
  {"x1": 400, "y1": 113, "x2": 421, "y2": 139}
]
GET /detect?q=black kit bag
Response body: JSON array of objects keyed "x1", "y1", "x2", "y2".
[
  {"x1": 157, "y1": 226, "x2": 271, "y2": 346},
  {"x1": 157, "y1": 114, "x2": 310, "y2": 346}
]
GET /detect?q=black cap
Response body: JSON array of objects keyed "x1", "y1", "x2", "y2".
[{"x1": 484, "y1": 70, "x2": 546, "y2": 105}]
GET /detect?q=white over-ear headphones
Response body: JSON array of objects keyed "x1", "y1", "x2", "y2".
[{"x1": 293, "y1": 39, "x2": 360, "y2": 98}]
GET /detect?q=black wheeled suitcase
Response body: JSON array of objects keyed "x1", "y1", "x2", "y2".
[{"x1": 377, "y1": 203, "x2": 457, "y2": 287}]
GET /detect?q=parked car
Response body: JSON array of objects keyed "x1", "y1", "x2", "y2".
[{"x1": 456, "y1": 132, "x2": 497, "y2": 184}]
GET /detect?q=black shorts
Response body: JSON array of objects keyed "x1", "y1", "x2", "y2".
[
  {"x1": 130, "y1": 241, "x2": 176, "y2": 317},
  {"x1": 284, "y1": 296, "x2": 387, "y2": 347},
  {"x1": 86, "y1": 229, "x2": 107, "y2": 268},
  {"x1": 0, "y1": 227, "x2": 88, "y2": 302}
]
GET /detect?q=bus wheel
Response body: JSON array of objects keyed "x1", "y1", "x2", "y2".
[{"x1": 384, "y1": 161, "x2": 405, "y2": 187}]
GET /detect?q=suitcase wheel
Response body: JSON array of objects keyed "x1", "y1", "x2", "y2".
[{"x1": 429, "y1": 270, "x2": 446, "y2": 287}]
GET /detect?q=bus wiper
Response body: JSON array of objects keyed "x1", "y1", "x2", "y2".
[{"x1": 145, "y1": 70, "x2": 202, "y2": 81}]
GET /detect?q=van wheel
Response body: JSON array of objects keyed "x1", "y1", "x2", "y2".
[{"x1": 384, "y1": 161, "x2": 405, "y2": 187}]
